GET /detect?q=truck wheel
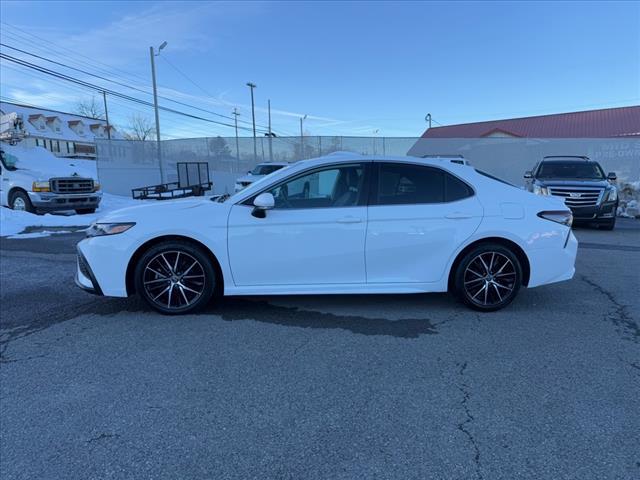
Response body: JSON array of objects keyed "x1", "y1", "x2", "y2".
[
  {"x1": 9, "y1": 191, "x2": 35, "y2": 213},
  {"x1": 75, "y1": 208, "x2": 97, "y2": 215}
]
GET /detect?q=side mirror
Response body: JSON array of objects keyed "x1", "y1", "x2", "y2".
[
  {"x1": 607, "y1": 172, "x2": 617, "y2": 181},
  {"x1": 251, "y1": 192, "x2": 275, "y2": 218},
  {"x1": 524, "y1": 171, "x2": 533, "y2": 179}
]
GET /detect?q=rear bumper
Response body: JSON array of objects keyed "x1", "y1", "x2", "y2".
[
  {"x1": 527, "y1": 230, "x2": 578, "y2": 288},
  {"x1": 28, "y1": 191, "x2": 102, "y2": 212}
]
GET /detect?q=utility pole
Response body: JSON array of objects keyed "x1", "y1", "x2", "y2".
[
  {"x1": 232, "y1": 108, "x2": 240, "y2": 170},
  {"x1": 102, "y1": 91, "x2": 111, "y2": 140},
  {"x1": 299, "y1": 115, "x2": 307, "y2": 159},
  {"x1": 267, "y1": 99, "x2": 273, "y2": 161},
  {"x1": 246, "y1": 82, "x2": 257, "y2": 161},
  {"x1": 150, "y1": 41, "x2": 167, "y2": 182}
]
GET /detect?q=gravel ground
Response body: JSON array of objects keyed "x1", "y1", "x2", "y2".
[{"x1": 1, "y1": 220, "x2": 639, "y2": 480}]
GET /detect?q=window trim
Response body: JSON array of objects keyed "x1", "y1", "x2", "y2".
[
  {"x1": 370, "y1": 162, "x2": 475, "y2": 206},
  {"x1": 240, "y1": 162, "x2": 372, "y2": 210}
]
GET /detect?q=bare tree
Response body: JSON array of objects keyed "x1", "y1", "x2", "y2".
[
  {"x1": 124, "y1": 114, "x2": 156, "y2": 141},
  {"x1": 75, "y1": 96, "x2": 105, "y2": 119}
]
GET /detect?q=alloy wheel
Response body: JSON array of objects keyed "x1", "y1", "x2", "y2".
[
  {"x1": 142, "y1": 250, "x2": 206, "y2": 310},
  {"x1": 463, "y1": 251, "x2": 516, "y2": 307}
]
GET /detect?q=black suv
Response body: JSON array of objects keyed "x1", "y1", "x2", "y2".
[{"x1": 524, "y1": 156, "x2": 618, "y2": 230}]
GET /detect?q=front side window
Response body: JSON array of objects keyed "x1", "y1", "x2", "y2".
[
  {"x1": 266, "y1": 164, "x2": 365, "y2": 209},
  {"x1": 376, "y1": 163, "x2": 472, "y2": 205}
]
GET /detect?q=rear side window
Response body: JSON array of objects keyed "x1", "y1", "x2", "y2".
[
  {"x1": 446, "y1": 174, "x2": 474, "y2": 201},
  {"x1": 375, "y1": 163, "x2": 472, "y2": 205}
]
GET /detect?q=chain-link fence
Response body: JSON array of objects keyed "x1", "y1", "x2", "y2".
[{"x1": 95, "y1": 136, "x2": 639, "y2": 196}]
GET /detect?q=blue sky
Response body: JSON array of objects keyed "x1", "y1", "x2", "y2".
[{"x1": 0, "y1": 1, "x2": 638, "y2": 138}]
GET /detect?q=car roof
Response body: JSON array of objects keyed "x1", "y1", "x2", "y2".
[
  {"x1": 256, "y1": 161, "x2": 289, "y2": 166},
  {"x1": 541, "y1": 156, "x2": 592, "y2": 163}
]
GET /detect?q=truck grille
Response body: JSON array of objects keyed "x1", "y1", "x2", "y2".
[
  {"x1": 51, "y1": 177, "x2": 94, "y2": 194},
  {"x1": 548, "y1": 187, "x2": 603, "y2": 207}
]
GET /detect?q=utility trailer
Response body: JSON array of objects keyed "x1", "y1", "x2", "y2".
[{"x1": 131, "y1": 162, "x2": 212, "y2": 200}]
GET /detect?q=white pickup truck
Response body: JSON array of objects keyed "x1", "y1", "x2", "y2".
[{"x1": 0, "y1": 142, "x2": 102, "y2": 214}]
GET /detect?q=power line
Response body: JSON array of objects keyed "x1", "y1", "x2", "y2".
[
  {"x1": 0, "y1": 52, "x2": 266, "y2": 133},
  {"x1": 0, "y1": 42, "x2": 279, "y2": 131}
]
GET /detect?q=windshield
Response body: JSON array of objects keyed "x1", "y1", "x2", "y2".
[
  {"x1": 251, "y1": 164, "x2": 285, "y2": 175},
  {"x1": 0, "y1": 150, "x2": 18, "y2": 171},
  {"x1": 537, "y1": 162, "x2": 604, "y2": 179}
]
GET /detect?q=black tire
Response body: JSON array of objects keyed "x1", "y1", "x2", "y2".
[
  {"x1": 454, "y1": 243, "x2": 523, "y2": 312},
  {"x1": 75, "y1": 208, "x2": 97, "y2": 214},
  {"x1": 9, "y1": 190, "x2": 35, "y2": 213},
  {"x1": 599, "y1": 217, "x2": 616, "y2": 231},
  {"x1": 134, "y1": 240, "x2": 216, "y2": 315}
]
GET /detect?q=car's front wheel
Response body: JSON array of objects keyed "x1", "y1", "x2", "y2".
[
  {"x1": 454, "y1": 243, "x2": 523, "y2": 312},
  {"x1": 134, "y1": 241, "x2": 216, "y2": 315}
]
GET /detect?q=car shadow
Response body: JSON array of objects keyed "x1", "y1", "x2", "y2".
[{"x1": 200, "y1": 293, "x2": 457, "y2": 339}]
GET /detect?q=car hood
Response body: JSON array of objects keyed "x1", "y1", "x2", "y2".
[
  {"x1": 97, "y1": 198, "x2": 227, "y2": 224},
  {"x1": 536, "y1": 178, "x2": 610, "y2": 188}
]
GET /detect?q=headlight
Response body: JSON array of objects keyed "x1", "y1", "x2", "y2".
[
  {"x1": 93, "y1": 182, "x2": 101, "y2": 192},
  {"x1": 32, "y1": 181, "x2": 50, "y2": 192},
  {"x1": 604, "y1": 187, "x2": 617, "y2": 202},
  {"x1": 86, "y1": 222, "x2": 135, "y2": 237},
  {"x1": 533, "y1": 184, "x2": 549, "y2": 195}
]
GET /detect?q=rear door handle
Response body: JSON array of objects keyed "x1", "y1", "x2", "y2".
[
  {"x1": 445, "y1": 212, "x2": 473, "y2": 219},
  {"x1": 336, "y1": 216, "x2": 362, "y2": 224}
]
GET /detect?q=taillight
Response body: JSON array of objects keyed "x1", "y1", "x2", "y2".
[{"x1": 537, "y1": 210, "x2": 573, "y2": 227}]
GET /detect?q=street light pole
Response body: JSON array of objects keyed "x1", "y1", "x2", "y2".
[
  {"x1": 150, "y1": 41, "x2": 167, "y2": 182},
  {"x1": 246, "y1": 82, "x2": 257, "y2": 162},
  {"x1": 232, "y1": 108, "x2": 240, "y2": 167},
  {"x1": 267, "y1": 99, "x2": 273, "y2": 161},
  {"x1": 299, "y1": 114, "x2": 307, "y2": 159},
  {"x1": 102, "y1": 91, "x2": 111, "y2": 140}
]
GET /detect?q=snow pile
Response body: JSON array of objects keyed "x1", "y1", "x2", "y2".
[
  {"x1": 1, "y1": 143, "x2": 97, "y2": 178},
  {"x1": 617, "y1": 181, "x2": 640, "y2": 218},
  {"x1": 0, "y1": 193, "x2": 140, "y2": 237}
]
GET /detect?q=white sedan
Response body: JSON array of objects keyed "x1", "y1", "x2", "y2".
[
  {"x1": 234, "y1": 161, "x2": 289, "y2": 192},
  {"x1": 76, "y1": 153, "x2": 577, "y2": 314}
]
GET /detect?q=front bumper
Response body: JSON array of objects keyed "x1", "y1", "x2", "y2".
[
  {"x1": 28, "y1": 191, "x2": 102, "y2": 212},
  {"x1": 568, "y1": 201, "x2": 617, "y2": 223},
  {"x1": 75, "y1": 248, "x2": 103, "y2": 295}
]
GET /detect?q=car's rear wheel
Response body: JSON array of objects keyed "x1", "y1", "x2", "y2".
[
  {"x1": 134, "y1": 241, "x2": 216, "y2": 315},
  {"x1": 454, "y1": 244, "x2": 522, "y2": 312}
]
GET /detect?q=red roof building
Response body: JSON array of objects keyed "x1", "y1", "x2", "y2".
[{"x1": 421, "y1": 106, "x2": 640, "y2": 139}]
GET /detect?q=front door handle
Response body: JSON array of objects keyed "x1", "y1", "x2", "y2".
[
  {"x1": 336, "y1": 216, "x2": 362, "y2": 224},
  {"x1": 445, "y1": 212, "x2": 473, "y2": 219}
]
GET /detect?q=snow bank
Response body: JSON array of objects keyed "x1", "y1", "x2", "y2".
[
  {"x1": 617, "y1": 181, "x2": 640, "y2": 218},
  {"x1": 0, "y1": 193, "x2": 140, "y2": 237}
]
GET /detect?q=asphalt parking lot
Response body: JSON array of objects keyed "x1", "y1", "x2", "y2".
[{"x1": 1, "y1": 220, "x2": 639, "y2": 480}]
